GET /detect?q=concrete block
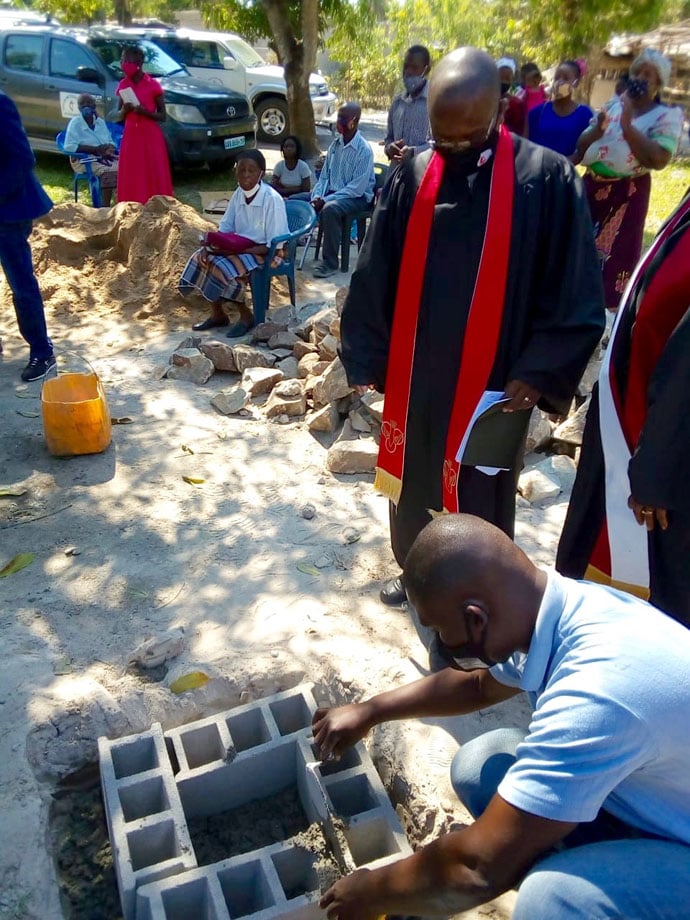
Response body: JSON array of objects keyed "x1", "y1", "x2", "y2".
[{"x1": 101, "y1": 685, "x2": 410, "y2": 920}]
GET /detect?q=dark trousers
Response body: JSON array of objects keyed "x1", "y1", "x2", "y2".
[
  {"x1": 0, "y1": 219, "x2": 52, "y2": 359},
  {"x1": 320, "y1": 196, "x2": 368, "y2": 269}
]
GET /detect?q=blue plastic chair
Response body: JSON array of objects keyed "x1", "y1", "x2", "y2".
[
  {"x1": 56, "y1": 122, "x2": 122, "y2": 208},
  {"x1": 249, "y1": 198, "x2": 317, "y2": 325}
]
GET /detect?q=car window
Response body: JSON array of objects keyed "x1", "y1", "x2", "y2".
[
  {"x1": 4, "y1": 34, "x2": 43, "y2": 72},
  {"x1": 189, "y1": 40, "x2": 222, "y2": 69},
  {"x1": 87, "y1": 37, "x2": 185, "y2": 78},
  {"x1": 49, "y1": 38, "x2": 94, "y2": 78},
  {"x1": 221, "y1": 37, "x2": 265, "y2": 69}
]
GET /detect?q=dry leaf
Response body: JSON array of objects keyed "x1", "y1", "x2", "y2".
[
  {"x1": 0, "y1": 552, "x2": 35, "y2": 578},
  {"x1": 14, "y1": 391, "x2": 39, "y2": 399},
  {"x1": 181, "y1": 444, "x2": 194, "y2": 454},
  {"x1": 297, "y1": 562, "x2": 320, "y2": 577},
  {"x1": 170, "y1": 671, "x2": 210, "y2": 694},
  {"x1": 16, "y1": 410, "x2": 40, "y2": 418},
  {"x1": 112, "y1": 417, "x2": 133, "y2": 425},
  {"x1": 0, "y1": 487, "x2": 27, "y2": 498},
  {"x1": 182, "y1": 476, "x2": 205, "y2": 485}
]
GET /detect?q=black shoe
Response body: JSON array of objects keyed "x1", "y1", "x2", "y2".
[
  {"x1": 379, "y1": 576, "x2": 407, "y2": 606},
  {"x1": 192, "y1": 316, "x2": 229, "y2": 331},
  {"x1": 21, "y1": 355, "x2": 56, "y2": 382}
]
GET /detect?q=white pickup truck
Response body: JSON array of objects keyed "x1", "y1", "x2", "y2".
[{"x1": 141, "y1": 27, "x2": 337, "y2": 143}]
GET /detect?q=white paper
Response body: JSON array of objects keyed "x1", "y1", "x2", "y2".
[
  {"x1": 119, "y1": 86, "x2": 139, "y2": 106},
  {"x1": 455, "y1": 390, "x2": 510, "y2": 476}
]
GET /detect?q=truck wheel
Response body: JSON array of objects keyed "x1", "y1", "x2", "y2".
[{"x1": 255, "y1": 98, "x2": 289, "y2": 144}]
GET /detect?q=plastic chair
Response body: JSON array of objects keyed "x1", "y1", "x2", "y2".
[
  {"x1": 249, "y1": 198, "x2": 317, "y2": 324},
  {"x1": 56, "y1": 123, "x2": 122, "y2": 208},
  {"x1": 301, "y1": 162, "x2": 390, "y2": 273}
]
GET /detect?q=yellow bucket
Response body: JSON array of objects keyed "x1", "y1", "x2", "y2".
[{"x1": 41, "y1": 356, "x2": 111, "y2": 457}]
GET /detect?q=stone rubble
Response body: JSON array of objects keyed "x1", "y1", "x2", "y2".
[{"x1": 162, "y1": 285, "x2": 595, "y2": 479}]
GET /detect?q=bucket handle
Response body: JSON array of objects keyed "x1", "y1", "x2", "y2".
[{"x1": 42, "y1": 351, "x2": 100, "y2": 391}]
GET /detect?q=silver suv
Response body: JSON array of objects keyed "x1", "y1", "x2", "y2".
[{"x1": 0, "y1": 24, "x2": 257, "y2": 168}]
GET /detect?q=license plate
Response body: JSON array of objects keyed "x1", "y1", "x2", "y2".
[{"x1": 224, "y1": 136, "x2": 244, "y2": 150}]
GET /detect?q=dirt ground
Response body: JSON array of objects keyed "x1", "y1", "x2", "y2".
[{"x1": 0, "y1": 198, "x2": 573, "y2": 920}]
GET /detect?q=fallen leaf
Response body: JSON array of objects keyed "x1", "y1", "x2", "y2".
[
  {"x1": 53, "y1": 657, "x2": 73, "y2": 675},
  {"x1": 0, "y1": 487, "x2": 27, "y2": 498},
  {"x1": 297, "y1": 562, "x2": 320, "y2": 577},
  {"x1": 170, "y1": 671, "x2": 210, "y2": 694},
  {"x1": 182, "y1": 476, "x2": 205, "y2": 485},
  {"x1": 14, "y1": 391, "x2": 39, "y2": 399},
  {"x1": 181, "y1": 444, "x2": 194, "y2": 455},
  {"x1": 16, "y1": 410, "x2": 40, "y2": 418},
  {"x1": 112, "y1": 417, "x2": 133, "y2": 425},
  {"x1": 0, "y1": 552, "x2": 35, "y2": 578}
]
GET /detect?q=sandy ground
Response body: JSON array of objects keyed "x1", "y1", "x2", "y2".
[{"x1": 0, "y1": 189, "x2": 574, "y2": 919}]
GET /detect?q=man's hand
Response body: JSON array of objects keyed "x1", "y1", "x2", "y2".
[
  {"x1": 312, "y1": 703, "x2": 374, "y2": 761},
  {"x1": 312, "y1": 197, "x2": 325, "y2": 214},
  {"x1": 320, "y1": 869, "x2": 382, "y2": 920},
  {"x1": 355, "y1": 383, "x2": 375, "y2": 396},
  {"x1": 619, "y1": 93, "x2": 634, "y2": 132},
  {"x1": 628, "y1": 495, "x2": 669, "y2": 531},
  {"x1": 595, "y1": 108, "x2": 610, "y2": 133},
  {"x1": 501, "y1": 379, "x2": 541, "y2": 413},
  {"x1": 385, "y1": 139, "x2": 405, "y2": 161}
]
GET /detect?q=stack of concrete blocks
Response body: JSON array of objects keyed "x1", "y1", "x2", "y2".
[{"x1": 98, "y1": 685, "x2": 411, "y2": 920}]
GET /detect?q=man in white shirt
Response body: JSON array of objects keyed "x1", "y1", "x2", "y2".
[
  {"x1": 312, "y1": 514, "x2": 690, "y2": 920},
  {"x1": 64, "y1": 93, "x2": 119, "y2": 205},
  {"x1": 310, "y1": 102, "x2": 374, "y2": 278}
]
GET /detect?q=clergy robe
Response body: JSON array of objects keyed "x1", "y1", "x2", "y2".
[
  {"x1": 557, "y1": 196, "x2": 690, "y2": 626},
  {"x1": 341, "y1": 137, "x2": 605, "y2": 566}
]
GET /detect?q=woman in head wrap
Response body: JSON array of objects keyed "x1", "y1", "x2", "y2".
[
  {"x1": 496, "y1": 56, "x2": 526, "y2": 135},
  {"x1": 573, "y1": 48, "x2": 683, "y2": 310}
]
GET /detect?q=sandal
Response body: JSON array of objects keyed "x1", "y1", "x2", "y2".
[{"x1": 203, "y1": 198, "x2": 230, "y2": 215}]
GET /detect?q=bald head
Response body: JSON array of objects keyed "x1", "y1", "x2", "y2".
[{"x1": 428, "y1": 48, "x2": 501, "y2": 147}]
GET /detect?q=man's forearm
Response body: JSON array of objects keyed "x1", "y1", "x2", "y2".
[{"x1": 363, "y1": 669, "x2": 517, "y2": 727}]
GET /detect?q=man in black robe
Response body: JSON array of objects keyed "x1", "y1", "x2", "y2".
[{"x1": 340, "y1": 48, "x2": 604, "y2": 634}]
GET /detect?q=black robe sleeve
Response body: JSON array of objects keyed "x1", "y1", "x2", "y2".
[
  {"x1": 339, "y1": 160, "x2": 416, "y2": 391},
  {"x1": 507, "y1": 150, "x2": 605, "y2": 414},
  {"x1": 628, "y1": 306, "x2": 690, "y2": 513}
]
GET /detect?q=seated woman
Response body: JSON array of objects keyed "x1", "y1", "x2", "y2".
[
  {"x1": 271, "y1": 135, "x2": 312, "y2": 199},
  {"x1": 179, "y1": 149, "x2": 289, "y2": 337},
  {"x1": 64, "y1": 93, "x2": 118, "y2": 206}
]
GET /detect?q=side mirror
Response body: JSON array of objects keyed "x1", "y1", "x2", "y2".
[
  {"x1": 222, "y1": 55, "x2": 238, "y2": 71},
  {"x1": 76, "y1": 66, "x2": 102, "y2": 85}
]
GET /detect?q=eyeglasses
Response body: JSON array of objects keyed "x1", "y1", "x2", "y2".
[{"x1": 431, "y1": 112, "x2": 498, "y2": 154}]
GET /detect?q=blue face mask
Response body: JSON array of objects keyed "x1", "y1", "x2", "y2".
[
  {"x1": 403, "y1": 74, "x2": 426, "y2": 95},
  {"x1": 80, "y1": 105, "x2": 97, "y2": 119}
]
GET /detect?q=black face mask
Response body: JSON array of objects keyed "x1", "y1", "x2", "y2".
[
  {"x1": 437, "y1": 129, "x2": 499, "y2": 177},
  {"x1": 627, "y1": 78, "x2": 649, "y2": 100},
  {"x1": 500, "y1": 82, "x2": 511, "y2": 96}
]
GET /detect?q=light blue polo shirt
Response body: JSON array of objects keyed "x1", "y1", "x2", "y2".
[{"x1": 491, "y1": 571, "x2": 690, "y2": 844}]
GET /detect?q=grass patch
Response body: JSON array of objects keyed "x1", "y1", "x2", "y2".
[
  {"x1": 644, "y1": 157, "x2": 690, "y2": 247},
  {"x1": 34, "y1": 151, "x2": 239, "y2": 212}
]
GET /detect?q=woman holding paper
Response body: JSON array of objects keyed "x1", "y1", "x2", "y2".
[{"x1": 114, "y1": 45, "x2": 173, "y2": 204}]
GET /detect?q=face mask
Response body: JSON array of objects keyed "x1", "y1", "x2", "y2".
[
  {"x1": 446, "y1": 608, "x2": 494, "y2": 669},
  {"x1": 243, "y1": 181, "x2": 262, "y2": 198},
  {"x1": 122, "y1": 61, "x2": 140, "y2": 78},
  {"x1": 435, "y1": 129, "x2": 498, "y2": 176},
  {"x1": 555, "y1": 81, "x2": 573, "y2": 98},
  {"x1": 627, "y1": 78, "x2": 649, "y2": 100},
  {"x1": 500, "y1": 82, "x2": 511, "y2": 96},
  {"x1": 403, "y1": 74, "x2": 426, "y2": 95},
  {"x1": 80, "y1": 105, "x2": 96, "y2": 119}
]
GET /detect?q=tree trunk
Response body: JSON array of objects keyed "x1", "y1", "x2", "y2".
[
  {"x1": 114, "y1": 0, "x2": 132, "y2": 27},
  {"x1": 262, "y1": 0, "x2": 320, "y2": 158}
]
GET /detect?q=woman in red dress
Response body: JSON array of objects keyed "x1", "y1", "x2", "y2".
[{"x1": 115, "y1": 45, "x2": 173, "y2": 204}]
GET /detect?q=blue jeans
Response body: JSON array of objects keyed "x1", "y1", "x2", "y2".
[
  {"x1": 319, "y1": 196, "x2": 368, "y2": 269},
  {"x1": 451, "y1": 728, "x2": 690, "y2": 918},
  {"x1": 0, "y1": 219, "x2": 53, "y2": 360}
]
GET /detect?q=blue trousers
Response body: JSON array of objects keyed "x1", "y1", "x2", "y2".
[
  {"x1": 451, "y1": 728, "x2": 690, "y2": 919},
  {"x1": 0, "y1": 219, "x2": 52, "y2": 360},
  {"x1": 319, "y1": 196, "x2": 368, "y2": 269}
]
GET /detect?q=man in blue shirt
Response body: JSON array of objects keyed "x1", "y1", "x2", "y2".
[
  {"x1": 0, "y1": 91, "x2": 55, "y2": 381},
  {"x1": 384, "y1": 45, "x2": 432, "y2": 164},
  {"x1": 313, "y1": 514, "x2": 690, "y2": 920},
  {"x1": 311, "y1": 103, "x2": 374, "y2": 279}
]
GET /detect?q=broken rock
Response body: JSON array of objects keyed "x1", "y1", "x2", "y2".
[
  {"x1": 326, "y1": 421, "x2": 378, "y2": 474},
  {"x1": 265, "y1": 379, "x2": 307, "y2": 418},
  {"x1": 518, "y1": 467, "x2": 561, "y2": 503},
  {"x1": 252, "y1": 321, "x2": 288, "y2": 342},
  {"x1": 211, "y1": 386, "x2": 248, "y2": 415},
  {"x1": 268, "y1": 330, "x2": 300, "y2": 350},
  {"x1": 200, "y1": 339, "x2": 237, "y2": 373},
  {"x1": 553, "y1": 397, "x2": 590, "y2": 446},
  {"x1": 298, "y1": 352, "x2": 321, "y2": 378},
  {"x1": 318, "y1": 333, "x2": 339, "y2": 361},
  {"x1": 313, "y1": 357, "x2": 353, "y2": 407},
  {"x1": 308, "y1": 402, "x2": 341, "y2": 433},
  {"x1": 360, "y1": 390, "x2": 384, "y2": 423},
  {"x1": 232, "y1": 344, "x2": 276, "y2": 374},
  {"x1": 294, "y1": 340, "x2": 319, "y2": 360},
  {"x1": 167, "y1": 348, "x2": 215, "y2": 384},
  {"x1": 240, "y1": 366, "x2": 284, "y2": 397},
  {"x1": 277, "y1": 356, "x2": 299, "y2": 379},
  {"x1": 525, "y1": 409, "x2": 553, "y2": 454},
  {"x1": 334, "y1": 286, "x2": 349, "y2": 315}
]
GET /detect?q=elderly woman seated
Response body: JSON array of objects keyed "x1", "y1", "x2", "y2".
[{"x1": 64, "y1": 93, "x2": 119, "y2": 206}]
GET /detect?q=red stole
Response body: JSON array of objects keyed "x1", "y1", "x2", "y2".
[{"x1": 375, "y1": 126, "x2": 515, "y2": 512}]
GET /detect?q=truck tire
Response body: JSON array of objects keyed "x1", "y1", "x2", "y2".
[{"x1": 255, "y1": 98, "x2": 289, "y2": 144}]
